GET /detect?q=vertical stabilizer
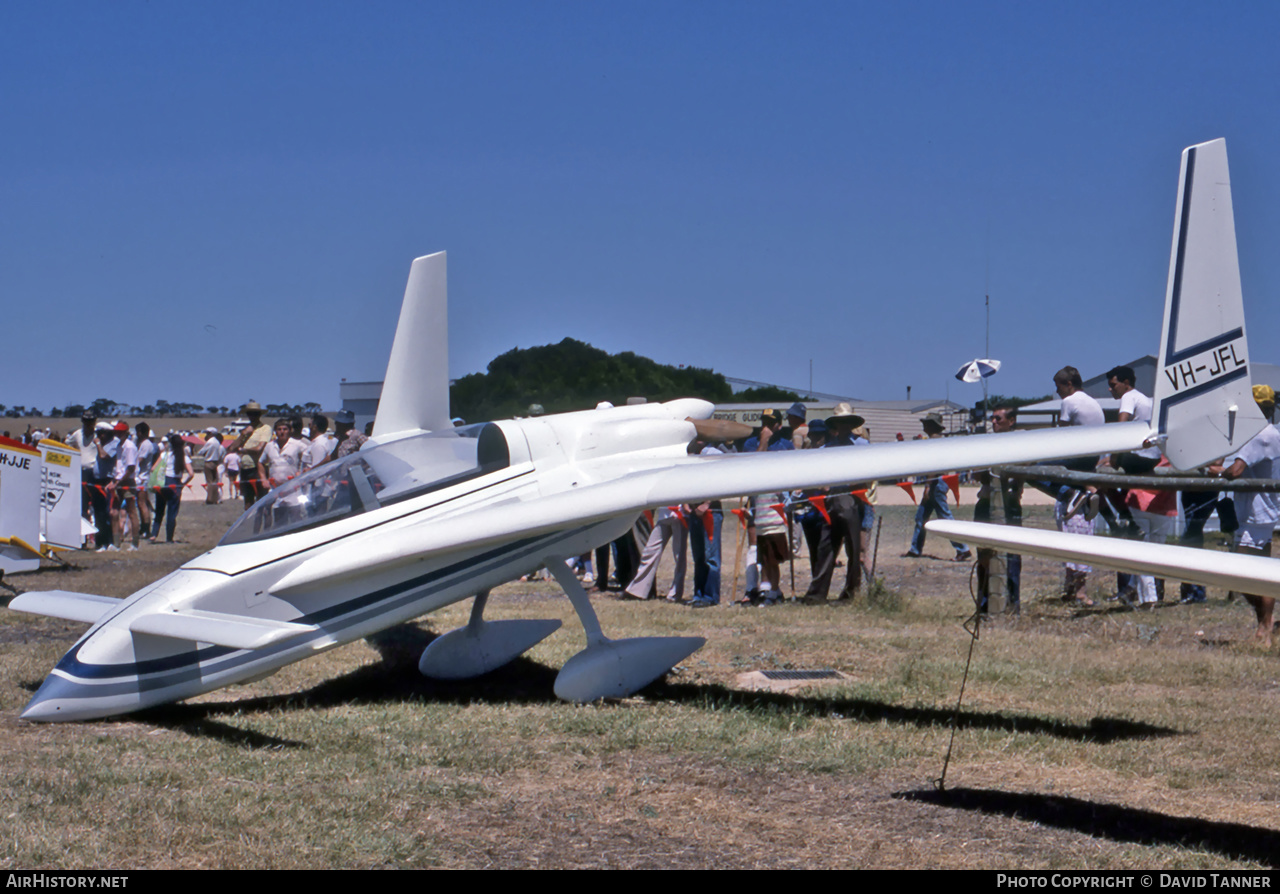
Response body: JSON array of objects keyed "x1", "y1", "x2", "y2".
[
  {"x1": 373, "y1": 252, "x2": 451, "y2": 438},
  {"x1": 1153, "y1": 139, "x2": 1266, "y2": 469}
]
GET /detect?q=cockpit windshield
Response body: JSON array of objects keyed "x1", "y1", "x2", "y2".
[{"x1": 219, "y1": 422, "x2": 511, "y2": 545}]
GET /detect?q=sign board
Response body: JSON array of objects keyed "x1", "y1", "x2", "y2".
[
  {"x1": 0, "y1": 437, "x2": 42, "y2": 574},
  {"x1": 39, "y1": 439, "x2": 82, "y2": 552}
]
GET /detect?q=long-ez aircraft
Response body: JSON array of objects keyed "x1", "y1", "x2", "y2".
[{"x1": 9, "y1": 138, "x2": 1263, "y2": 721}]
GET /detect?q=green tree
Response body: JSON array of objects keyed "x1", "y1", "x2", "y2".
[{"x1": 450, "y1": 338, "x2": 733, "y2": 422}]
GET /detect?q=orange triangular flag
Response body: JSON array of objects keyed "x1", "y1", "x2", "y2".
[
  {"x1": 944, "y1": 473, "x2": 961, "y2": 503},
  {"x1": 809, "y1": 494, "x2": 830, "y2": 523}
]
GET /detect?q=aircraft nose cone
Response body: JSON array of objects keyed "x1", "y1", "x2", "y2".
[
  {"x1": 20, "y1": 674, "x2": 100, "y2": 723},
  {"x1": 19, "y1": 698, "x2": 59, "y2": 722}
]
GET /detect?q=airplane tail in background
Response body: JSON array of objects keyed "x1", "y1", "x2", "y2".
[
  {"x1": 1153, "y1": 138, "x2": 1267, "y2": 469},
  {"x1": 373, "y1": 251, "x2": 452, "y2": 439}
]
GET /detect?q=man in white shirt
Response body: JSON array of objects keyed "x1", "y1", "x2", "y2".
[
  {"x1": 64, "y1": 411, "x2": 98, "y2": 541},
  {"x1": 1218, "y1": 385, "x2": 1280, "y2": 648},
  {"x1": 1057, "y1": 365, "x2": 1106, "y2": 518},
  {"x1": 263, "y1": 419, "x2": 307, "y2": 486},
  {"x1": 262, "y1": 419, "x2": 309, "y2": 527},
  {"x1": 1106, "y1": 366, "x2": 1160, "y2": 474},
  {"x1": 1028, "y1": 367, "x2": 1105, "y2": 515},
  {"x1": 1057, "y1": 365, "x2": 1105, "y2": 428},
  {"x1": 197, "y1": 430, "x2": 227, "y2": 504},
  {"x1": 303, "y1": 414, "x2": 336, "y2": 472}
]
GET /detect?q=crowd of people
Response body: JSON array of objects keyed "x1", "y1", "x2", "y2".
[
  {"x1": 571, "y1": 401, "x2": 882, "y2": 610},
  {"x1": 963, "y1": 365, "x2": 1277, "y2": 650},
  {"x1": 572, "y1": 368, "x2": 1279, "y2": 654},
  {"x1": 63, "y1": 415, "x2": 196, "y2": 549},
  {"x1": 32, "y1": 401, "x2": 373, "y2": 552}
]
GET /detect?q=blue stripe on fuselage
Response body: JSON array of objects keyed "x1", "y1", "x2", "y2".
[{"x1": 53, "y1": 526, "x2": 592, "y2": 683}]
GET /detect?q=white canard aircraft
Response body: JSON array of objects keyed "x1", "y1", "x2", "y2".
[
  {"x1": 8, "y1": 138, "x2": 1261, "y2": 722},
  {"x1": 928, "y1": 138, "x2": 1271, "y2": 593}
]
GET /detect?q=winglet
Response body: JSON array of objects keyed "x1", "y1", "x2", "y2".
[
  {"x1": 1153, "y1": 139, "x2": 1267, "y2": 469},
  {"x1": 373, "y1": 252, "x2": 451, "y2": 438}
]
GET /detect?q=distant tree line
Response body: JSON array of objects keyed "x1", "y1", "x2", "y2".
[
  {"x1": 5, "y1": 398, "x2": 325, "y2": 419},
  {"x1": 8, "y1": 342, "x2": 812, "y2": 424}
]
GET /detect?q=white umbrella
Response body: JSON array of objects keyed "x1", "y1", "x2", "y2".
[{"x1": 955, "y1": 358, "x2": 1001, "y2": 383}]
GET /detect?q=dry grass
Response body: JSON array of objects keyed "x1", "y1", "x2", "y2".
[{"x1": 1, "y1": 500, "x2": 1278, "y2": 869}]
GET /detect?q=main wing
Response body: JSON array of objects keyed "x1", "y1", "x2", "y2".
[
  {"x1": 927, "y1": 519, "x2": 1280, "y2": 598},
  {"x1": 637, "y1": 422, "x2": 1153, "y2": 508},
  {"x1": 270, "y1": 422, "x2": 1152, "y2": 594}
]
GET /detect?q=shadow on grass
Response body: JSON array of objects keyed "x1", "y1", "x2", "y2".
[
  {"x1": 131, "y1": 624, "x2": 561, "y2": 745},
  {"x1": 896, "y1": 787, "x2": 1280, "y2": 868},
  {"x1": 127, "y1": 623, "x2": 1174, "y2": 747},
  {"x1": 648, "y1": 680, "x2": 1177, "y2": 743},
  {"x1": 153, "y1": 716, "x2": 306, "y2": 750}
]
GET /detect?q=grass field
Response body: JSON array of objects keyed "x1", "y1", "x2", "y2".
[{"x1": 1, "y1": 499, "x2": 1277, "y2": 869}]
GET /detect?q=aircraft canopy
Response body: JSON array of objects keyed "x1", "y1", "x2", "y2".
[{"x1": 220, "y1": 423, "x2": 511, "y2": 545}]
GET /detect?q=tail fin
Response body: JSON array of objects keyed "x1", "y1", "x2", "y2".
[
  {"x1": 1153, "y1": 139, "x2": 1266, "y2": 469},
  {"x1": 372, "y1": 252, "x2": 452, "y2": 438}
]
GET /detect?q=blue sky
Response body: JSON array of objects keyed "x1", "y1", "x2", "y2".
[{"x1": 4, "y1": 1, "x2": 1279, "y2": 414}]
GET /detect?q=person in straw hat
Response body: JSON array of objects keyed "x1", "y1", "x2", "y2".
[
  {"x1": 227, "y1": 400, "x2": 271, "y2": 509},
  {"x1": 800, "y1": 402, "x2": 865, "y2": 604},
  {"x1": 903, "y1": 412, "x2": 972, "y2": 562}
]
